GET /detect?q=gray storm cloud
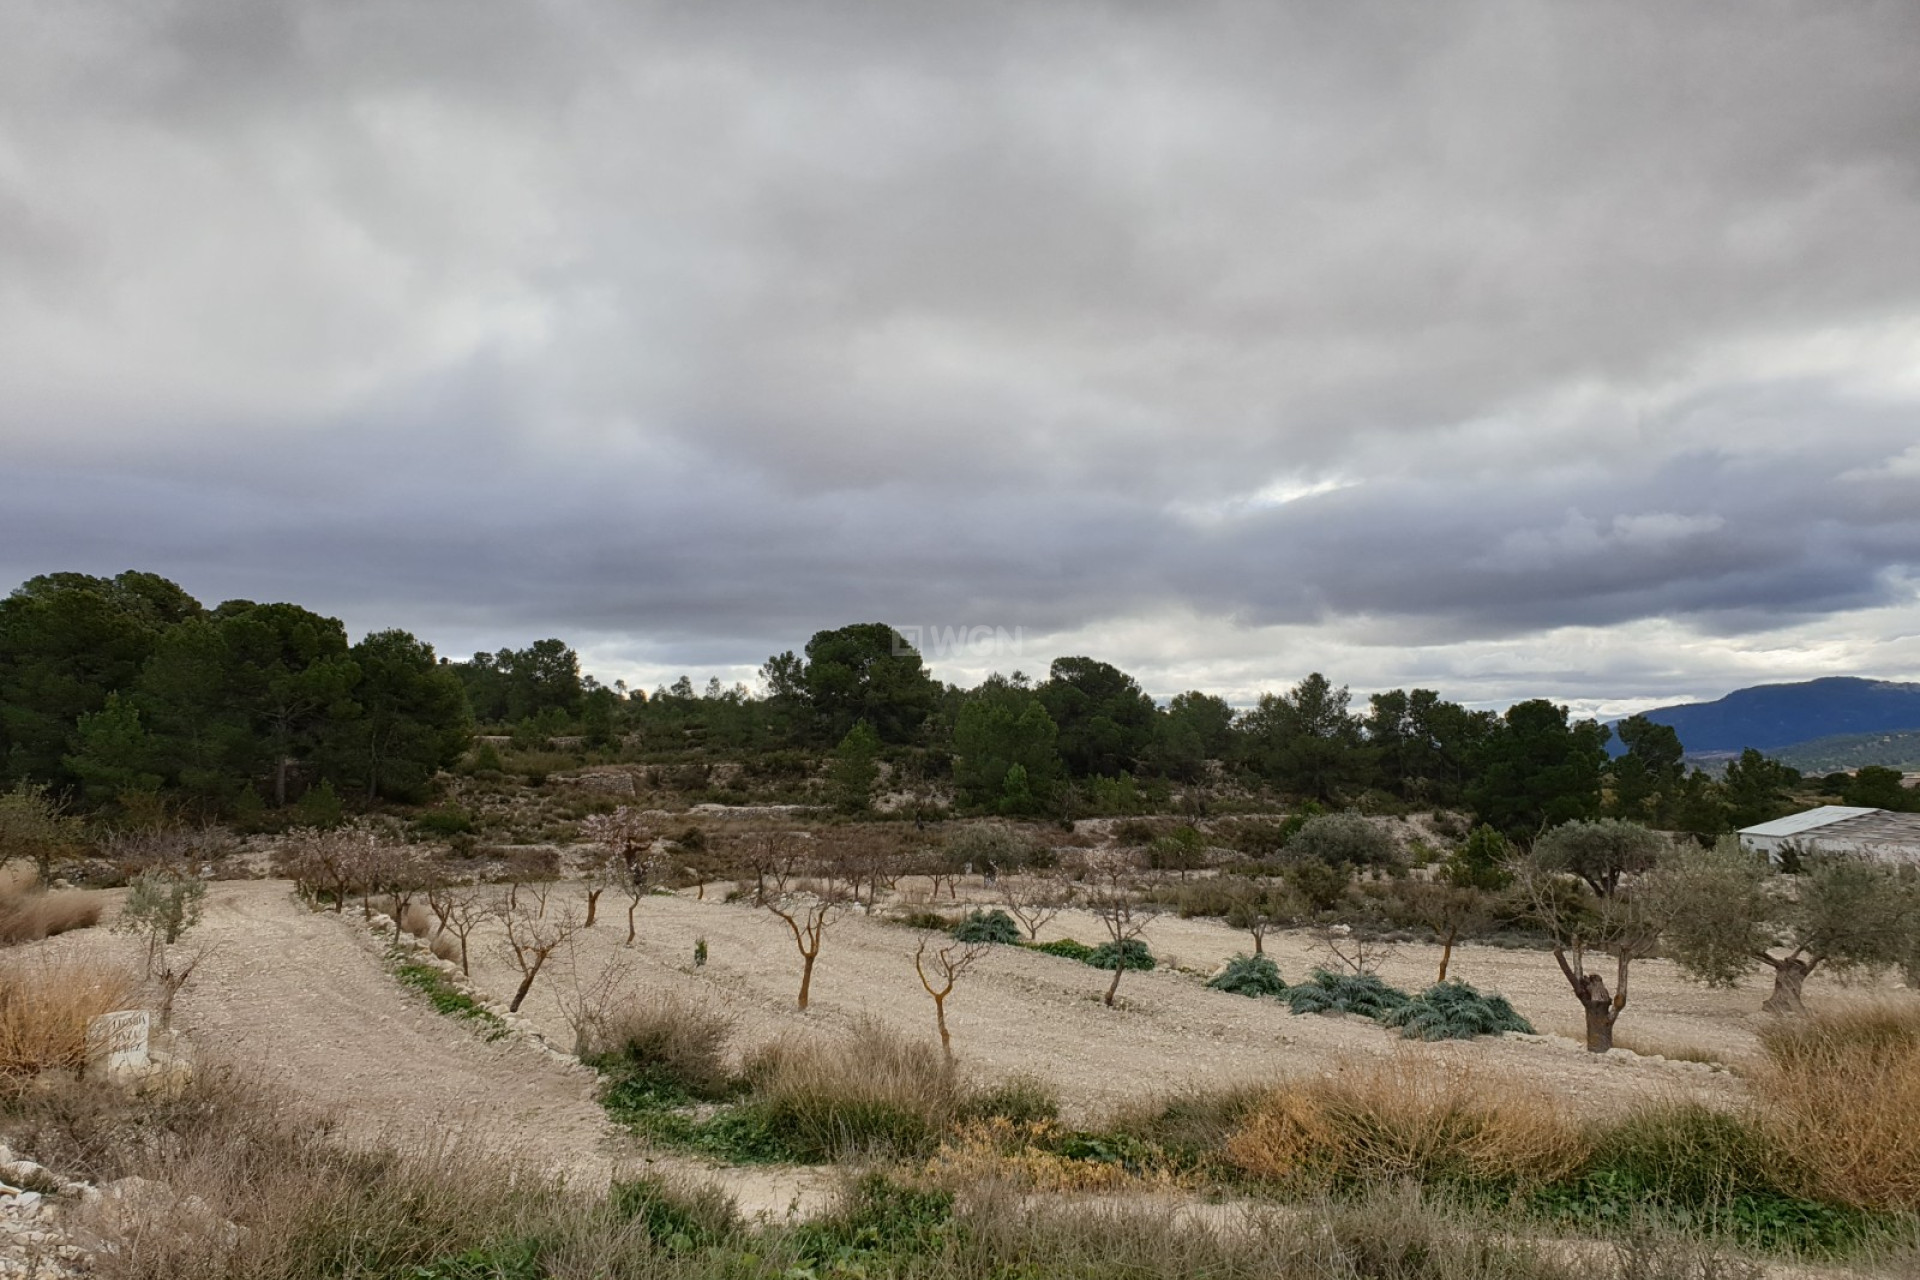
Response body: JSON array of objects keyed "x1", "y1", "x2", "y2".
[{"x1": 3, "y1": 1, "x2": 1919, "y2": 703}]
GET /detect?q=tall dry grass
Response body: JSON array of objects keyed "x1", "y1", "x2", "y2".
[
  {"x1": 579, "y1": 989, "x2": 737, "y2": 1100},
  {"x1": 742, "y1": 1019, "x2": 965, "y2": 1160},
  {"x1": 0, "y1": 873, "x2": 103, "y2": 945},
  {"x1": 2, "y1": 1065, "x2": 1785, "y2": 1280},
  {"x1": 1754, "y1": 998, "x2": 1920, "y2": 1213},
  {"x1": 0, "y1": 954, "x2": 139, "y2": 1087},
  {"x1": 1225, "y1": 1057, "x2": 1591, "y2": 1194}
]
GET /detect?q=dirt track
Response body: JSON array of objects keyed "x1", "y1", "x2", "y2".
[{"x1": 163, "y1": 881, "x2": 831, "y2": 1218}]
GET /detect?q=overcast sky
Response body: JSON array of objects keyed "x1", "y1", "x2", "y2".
[{"x1": 5, "y1": 2, "x2": 1920, "y2": 715}]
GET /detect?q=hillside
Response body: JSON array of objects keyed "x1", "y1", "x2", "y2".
[
  {"x1": 1614, "y1": 676, "x2": 1920, "y2": 758},
  {"x1": 1773, "y1": 728, "x2": 1920, "y2": 774}
]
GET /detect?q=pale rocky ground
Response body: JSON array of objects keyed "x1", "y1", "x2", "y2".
[
  {"x1": 7, "y1": 874, "x2": 1917, "y2": 1276},
  {"x1": 459, "y1": 874, "x2": 1763, "y2": 1121}
]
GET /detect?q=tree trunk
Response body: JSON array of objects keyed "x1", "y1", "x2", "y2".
[
  {"x1": 1104, "y1": 960, "x2": 1125, "y2": 1007},
  {"x1": 509, "y1": 963, "x2": 540, "y2": 1013},
  {"x1": 458, "y1": 936, "x2": 470, "y2": 977},
  {"x1": 1762, "y1": 956, "x2": 1813, "y2": 1014},
  {"x1": 934, "y1": 993, "x2": 951, "y2": 1062},
  {"x1": 585, "y1": 889, "x2": 601, "y2": 927},
  {"x1": 1581, "y1": 996, "x2": 1617, "y2": 1053},
  {"x1": 626, "y1": 900, "x2": 638, "y2": 945},
  {"x1": 1437, "y1": 924, "x2": 1458, "y2": 983},
  {"x1": 797, "y1": 951, "x2": 817, "y2": 1010},
  {"x1": 1252, "y1": 932, "x2": 1264, "y2": 955}
]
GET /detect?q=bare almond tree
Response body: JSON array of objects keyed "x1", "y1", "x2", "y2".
[
  {"x1": 437, "y1": 888, "x2": 494, "y2": 977},
  {"x1": 501, "y1": 901, "x2": 581, "y2": 1013},
  {"x1": 1000, "y1": 871, "x2": 1075, "y2": 942},
  {"x1": 583, "y1": 807, "x2": 667, "y2": 942},
  {"x1": 579, "y1": 851, "x2": 613, "y2": 927},
  {"x1": 379, "y1": 846, "x2": 433, "y2": 941},
  {"x1": 1079, "y1": 851, "x2": 1163, "y2": 1007},
  {"x1": 1309, "y1": 923, "x2": 1396, "y2": 977},
  {"x1": 1222, "y1": 879, "x2": 1297, "y2": 956},
  {"x1": 913, "y1": 934, "x2": 988, "y2": 1065},
  {"x1": 738, "y1": 828, "x2": 808, "y2": 906},
  {"x1": 279, "y1": 826, "x2": 360, "y2": 911},
  {"x1": 1400, "y1": 881, "x2": 1492, "y2": 983},
  {"x1": 766, "y1": 878, "x2": 850, "y2": 1010}
]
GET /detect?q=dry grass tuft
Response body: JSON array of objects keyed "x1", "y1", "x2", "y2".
[
  {"x1": 927, "y1": 1116, "x2": 1192, "y2": 1193},
  {"x1": 1606, "y1": 1030, "x2": 1729, "y2": 1067},
  {"x1": 580, "y1": 989, "x2": 736, "y2": 1100},
  {"x1": 0, "y1": 954, "x2": 140, "y2": 1086},
  {"x1": 0, "y1": 886, "x2": 104, "y2": 945},
  {"x1": 742, "y1": 1018, "x2": 961, "y2": 1159},
  {"x1": 1225, "y1": 1056, "x2": 1590, "y2": 1194},
  {"x1": 398, "y1": 904, "x2": 434, "y2": 939},
  {"x1": 1754, "y1": 997, "x2": 1920, "y2": 1212},
  {"x1": 428, "y1": 930, "x2": 460, "y2": 963}
]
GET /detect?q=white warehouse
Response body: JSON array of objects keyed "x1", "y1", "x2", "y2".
[{"x1": 1738, "y1": 805, "x2": 1920, "y2": 865}]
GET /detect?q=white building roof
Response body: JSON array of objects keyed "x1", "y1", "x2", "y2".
[{"x1": 1738, "y1": 806, "x2": 1884, "y2": 838}]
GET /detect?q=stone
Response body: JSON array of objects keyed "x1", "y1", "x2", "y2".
[{"x1": 85, "y1": 1010, "x2": 150, "y2": 1077}]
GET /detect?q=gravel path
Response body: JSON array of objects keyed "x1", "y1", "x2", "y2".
[{"x1": 169, "y1": 881, "x2": 830, "y2": 1219}]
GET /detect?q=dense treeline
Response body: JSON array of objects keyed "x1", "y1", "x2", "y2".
[
  {"x1": 0, "y1": 572, "x2": 1835, "y2": 833},
  {"x1": 0, "y1": 572, "x2": 469, "y2": 813}
]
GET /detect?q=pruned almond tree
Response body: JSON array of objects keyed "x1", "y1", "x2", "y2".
[
  {"x1": 280, "y1": 825, "x2": 360, "y2": 911},
  {"x1": 1222, "y1": 878, "x2": 1297, "y2": 956},
  {"x1": 914, "y1": 934, "x2": 988, "y2": 1065},
  {"x1": 434, "y1": 888, "x2": 493, "y2": 976},
  {"x1": 1399, "y1": 881, "x2": 1491, "y2": 982},
  {"x1": 501, "y1": 902, "x2": 580, "y2": 1013},
  {"x1": 766, "y1": 878, "x2": 850, "y2": 1010},
  {"x1": 583, "y1": 807, "x2": 667, "y2": 943},
  {"x1": 1079, "y1": 850, "x2": 1163, "y2": 1007},
  {"x1": 738, "y1": 828, "x2": 808, "y2": 906},
  {"x1": 1000, "y1": 871, "x2": 1074, "y2": 942}
]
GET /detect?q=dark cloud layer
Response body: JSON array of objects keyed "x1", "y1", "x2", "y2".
[{"x1": 4, "y1": 1, "x2": 1920, "y2": 705}]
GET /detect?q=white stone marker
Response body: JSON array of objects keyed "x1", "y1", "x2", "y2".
[{"x1": 86, "y1": 1010, "x2": 151, "y2": 1076}]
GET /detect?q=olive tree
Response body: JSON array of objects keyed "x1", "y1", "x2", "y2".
[
  {"x1": 1516, "y1": 819, "x2": 1673, "y2": 1053},
  {"x1": 1660, "y1": 836, "x2": 1920, "y2": 1013},
  {"x1": 0, "y1": 782, "x2": 81, "y2": 885},
  {"x1": 1284, "y1": 812, "x2": 1397, "y2": 869},
  {"x1": 113, "y1": 869, "x2": 209, "y2": 1026}
]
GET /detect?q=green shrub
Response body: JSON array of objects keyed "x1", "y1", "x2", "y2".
[
  {"x1": 1087, "y1": 939, "x2": 1154, "y2": 971},
  {"x1": 1283, "y1": 969, "x2": 1409, "y2": 1018},
  {"x1": 1534, "y1": 1104, "x2": 1875, "y2": 1252},
  {"x1": 963, "y1": 1073, "x2": 1060, "y2": 1125},
  {"x1": 413, "y1": 807, "x2": 476, "y2": 837},
  {"x1": 952, "y1": 908, "x2": 1022, "y2": 944},
  {"x1": 1382, "y1": 980, "x2": 1533, "y2": 1041},
  {"x1": 1207, "y1": 953, "x2": 1287, "y2": 997},
  {"x1": 894, "y1": 909, "x2": 957, "y2": 931},
  {"x1": 1286, "y1": 812, "x2": 1396, "y2": 868},
  {"x1": 1029, "y1": 937, "x2": 1096, "y2": 963},
  {"x1": 609, "y1": 1177, "x2": 740, "y2": 1254},
  {"x1": 792, "y1": 1172, "x2": 954, "y2": 1264}
]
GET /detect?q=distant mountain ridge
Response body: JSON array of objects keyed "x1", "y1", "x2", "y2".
[
  {"x1": 1612, "y1": 677, "x2": 1920, "y2": 760},
  {"x1": 1773, "y1": 728, "x2": 1920, "y2": 774}
]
